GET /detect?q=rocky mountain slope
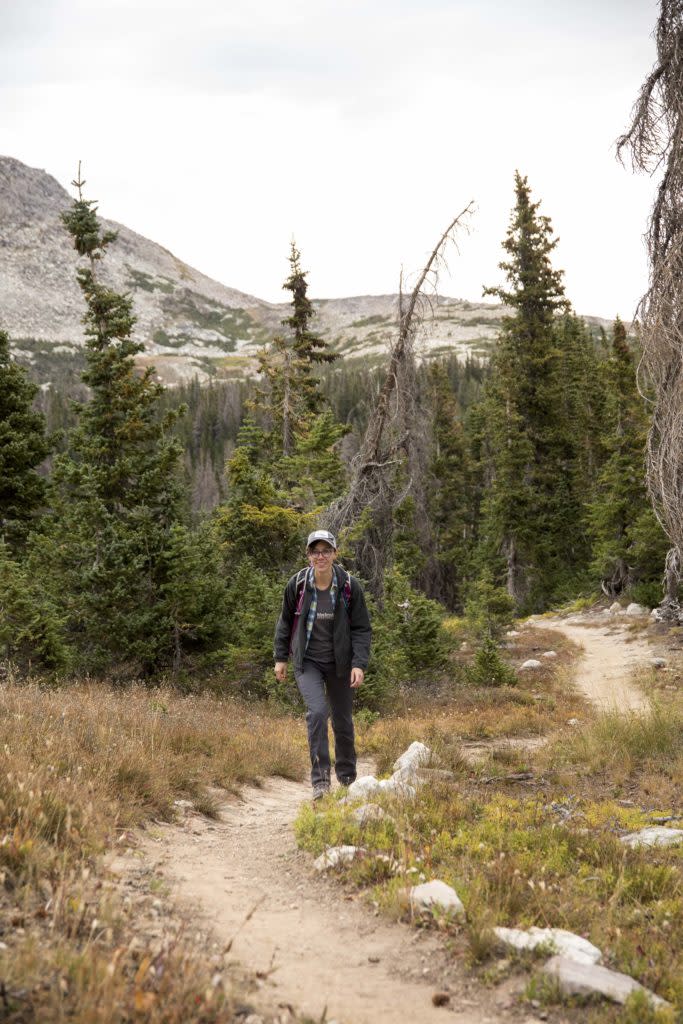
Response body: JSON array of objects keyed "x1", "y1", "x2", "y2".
[{"x1": 1, "y1": 156, "x2": 619, "y2": 386}]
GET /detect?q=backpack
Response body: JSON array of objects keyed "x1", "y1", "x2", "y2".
[{"x1": 290, "y1": 566, "x2": 352, "y2": 647}]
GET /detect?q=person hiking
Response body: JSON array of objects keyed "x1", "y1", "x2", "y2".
[{"x1": 273, "y1": 530, "x2": 372, "y2": 800}]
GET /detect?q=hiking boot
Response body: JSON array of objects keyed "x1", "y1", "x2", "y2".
[
  {"x1": 312, "y1": 783, "x2": 330, "y2": 801},
  {"x1": 337, "y1": 776, "x2": 356, "y2": 788}
]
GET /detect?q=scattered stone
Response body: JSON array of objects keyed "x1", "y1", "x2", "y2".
[
  {"x1": 541, "y1": 650, "x2": 557, "y2": 659},
  {"x1": 378, "y1": 776, "x2": 417, "y2": 799},
  {"x1": 506, "y1": 630, "x2": 521, "y2": 637},
  {"x1": 494, "y1": 926, "x2": 602, "y2": 965},
  {"x1": 313, "y1": 846, "x2": 366, "y2": 872},
  {"x1": 347, "y1": 776, "x2": 382, "y2": 800},
  {"x1": 609, "y1": 602, "x2": 622, "y2": 613},
  {"x1": 543, "y1": 955, "x2": 670, "y2": 1009},
  {"x1": 624, "y1": 602, "x2": 648, "y2": 617},
  {"x1": 651, "y1": 657, "x2": 667, "y2": 669},
  {"x1": 520, "y1": 659, "x2": 542, "y2": 670},
  {"x1": 432, "y1": 991, "x2": 451, "y2": 1006},
  {"x1": 567, "y1": 718, "x2": 580, "y2": 727},
  {"x1": 393, "y1": 741, "x2": 431, "y2": 775},
  {"x1": 410, "y1": 880, "x2": 465, "y2": 917},
  {"x1": 621, "y1": 826, "x2": 683, "y2": 848},
  {"x1": 352, "y1": 803, "x2": 387, "y2": 825}
]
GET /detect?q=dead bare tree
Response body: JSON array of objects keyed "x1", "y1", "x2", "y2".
[
  {"x1": 617, "y1": 0, "x2": 683, "y2": 618},
  {"x1": 325, "y1": 203, "x2": 474, "y2": 597}
]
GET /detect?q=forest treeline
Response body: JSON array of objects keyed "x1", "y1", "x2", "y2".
[{"x1": 0, "y1": 171, "x2": 668, "y2": 706}]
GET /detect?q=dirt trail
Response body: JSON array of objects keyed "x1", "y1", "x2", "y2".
[
  {"x1": 144, "y1": 773, "x2": 514, "y2": 1024},
  {"x1": 143, "y1": 617, "x2": 651, "y2": 1023},
  {"x1": 533, "y1": 617, "x2": 651, "y2": 712}
]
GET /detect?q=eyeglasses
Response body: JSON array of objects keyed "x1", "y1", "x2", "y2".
[{"x1": 309, "y1": 549, "x2": 334, "y2": 559}]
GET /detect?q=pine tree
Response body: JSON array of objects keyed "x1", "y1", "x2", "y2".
[
  {"x1": 478, "y1": 172, "x2": 585, "y2": 609},
  {"x1": 41, "y1": 174, "x2": 225, "y2": 674},
  {"x1": 0, "y1": 328, "x2": 51, "y2": 551},
  {"x1": 588, "y1": 318, "x2": 668, "y2": 598},
  {"x1": 281, "y1": 241, "x2": 337, "y2": 416}
]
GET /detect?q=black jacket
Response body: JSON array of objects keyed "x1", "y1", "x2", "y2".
[{"x1": 273, "y1": 565, "x2": 372, "y2": 674}]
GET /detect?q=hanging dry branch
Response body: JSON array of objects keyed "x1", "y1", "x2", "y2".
[
  {"x1": 325, "y1": 202, "x2": 474, "y2": 595},
  {"x1": 617, "y1": 0, "x2": 683, "y2": 617}
]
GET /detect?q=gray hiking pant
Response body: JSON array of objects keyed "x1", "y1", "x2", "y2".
[{"x1": 295, "y1": 660, "x2": 357, "y2": 788}]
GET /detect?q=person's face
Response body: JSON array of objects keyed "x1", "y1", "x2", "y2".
[{"x1": 308, "y1": 543, "x2": 336, "y2": 567}]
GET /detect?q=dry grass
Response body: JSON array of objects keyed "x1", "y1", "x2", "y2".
[
  {"x1": 362, "y1": 627, "x2": 588, "y2": 774},
  {"x1": 0, "y1": 681, "x2": 308, "y2": 1022}
]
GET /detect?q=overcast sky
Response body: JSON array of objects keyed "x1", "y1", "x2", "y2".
[{"x1": 2, "y1": 0, "x2": 659, "y2": 317}]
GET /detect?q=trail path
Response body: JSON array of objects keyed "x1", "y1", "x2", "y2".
[
  {"x1": 533, "y1": 616, "x2": 651, "y2": 712},
  {"x1": 144, "y1": 772, "x2": 515, "y2": 1024}
]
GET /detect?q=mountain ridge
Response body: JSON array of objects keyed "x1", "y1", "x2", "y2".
[{"x1": 0, "y1": 156, "x2": 622, "y2": 386}]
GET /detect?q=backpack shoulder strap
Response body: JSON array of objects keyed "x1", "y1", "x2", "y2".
[
  {"x1": 294, "y1": 567, "x2": 308, "y2": 616},
  {"x1": 339, "y1": 568, "x2": 352, "y2": 614}
]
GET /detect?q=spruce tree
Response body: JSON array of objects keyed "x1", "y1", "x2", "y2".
[
  {"x1": 42, "y1": 175, "x2": 225, "y2": 674},
  {"x1": 281, "y1": 241, "x2": 337, "y2": 416},
  {"x1": 588, "y1": 318, "x2": 668, "y2": 598},
  {"x1": 479, "y1": 172, "x2": 583, "y2": 609},
  {"x1": 0, "y1": 328, "x2": 51, "y2": 551}
]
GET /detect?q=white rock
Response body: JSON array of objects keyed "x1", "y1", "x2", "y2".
[
  {"x1": 609, "y1": 601, "x2": 622, "y2": 613},
  {"x1": 410, "y1": 880, "x2": 464, "y2": 917},
  {"x1": 567, "y1": 718, "x2": 580, "y2": 727},
  {"x1": 314, "y1": 845, "x2": 365, "y2": 871},
  {"x1": 520, "y1": 659, "x2": 542, "y2": 670},
  {"x1": 651, "y1": 657, "x2": 667, "y2": 669},
  {"x1": 624, "y1": 602, "x2": 647, "y2": 616},
  {"x1": 542, "y1": 651, "x2": 557, "y2": 659},
  {"x1": 621, "y1": 826, "x2": 683, "y2": 848},
  {"x1": 543, "y1": 955, "x2": 670, "y2": 1008},
  {"x1": 347, "y1": 775, "x2": 382, "y2": 800},
  {"x1": 494, "y1": 926, "x2": 602, "y2": 965},
  {"x1": 393, "y1": 741, "x2": 431, "y2": 775},
  {"x1": 378, "y1": 777, "x2": 417, "y2": 799},
  {"x1": 352, "y1": 803, "x2": 387, "y2": 825},
  {"x1": 506, "y1": 630, "x2": 521, "y2": 637}
]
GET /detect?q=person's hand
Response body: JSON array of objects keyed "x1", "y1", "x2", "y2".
[
  {"x1": 350, "y1": 667, "x2": 365, "y2": 689},
  {"x1": 274, "y1": 661, "x2": 288, "y2": 683}
]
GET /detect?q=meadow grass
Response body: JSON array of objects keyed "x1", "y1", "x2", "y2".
[{"x1": 0, "y1": 681, "x2": 308, "y2": 1022}]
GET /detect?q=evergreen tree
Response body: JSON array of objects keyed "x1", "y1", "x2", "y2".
[
  {"x1": 478, "y1": 172, "x2": 585, "y2": 609},
  {"x1": 587, "y1": 318, "x2": 668, "y2": 598},
  {"x1": 281, "y1": 241, "x2": 337, "y2": 415},
  {"x1": 0, "y1": 328, "x2": 51, "y2": 551},
  {"x1": 0, "y1": 541, "x2": 67, "y2": 671},
  {"x1": 40, "y1": 175, "x2": 226, "y2": 674}
]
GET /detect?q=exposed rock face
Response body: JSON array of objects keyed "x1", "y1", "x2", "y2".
[{"x1": 1, "y1": 155, "x2": 627, "y2": 386}]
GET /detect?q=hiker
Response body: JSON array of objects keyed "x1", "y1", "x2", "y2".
[{"x1": 273, "y1": 530, "x2": 372, "y2": 800}]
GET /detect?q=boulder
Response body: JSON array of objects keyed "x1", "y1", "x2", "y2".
[
  {"x1": 347, "y1": 776, "x2": 382, "y2": 800},
  {"x1": 542, "y1": 650, "x2": 557, "y2": 659},
  {"x1": 621, "y1": 826, "x2": 683, "y2": 848},
  {"x1": 609, "y1": 601, "x2": 622, "y2": 613},
  {"x1": 378, "y1": 776, "x2": 417, "y2": 799},
  {"x1": 494, "y1": 926, "x2": 601, "y2": 965},
  {"x1": 520, "y1": 659, "x2": 542, "y2": 670},
  {"x1": 624, "y1": 602, "x2": 648, "y2": 616},
  {"x1": 543, "y1": 955, "x2": 670, "y2": 1009},
  {"x1": 314, "y1": 845, "x2": 365, "y2": 871},
  {"x1": 410, "y1": 879, "x2": 464, "y2": 917},
  {"x1": 506, "y1": 630, "x2": 521, "y2": 637},
  {"x1": 651, "y1": 657, "x2": 667, "y2": 669},
  {"x1": 393, "y1": 741, "x2": 431, "y2": 775}
]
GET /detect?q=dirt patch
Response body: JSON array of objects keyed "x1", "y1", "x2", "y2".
[{"x1": 532, "y1": 617, "x2": 651, "y2": 711}]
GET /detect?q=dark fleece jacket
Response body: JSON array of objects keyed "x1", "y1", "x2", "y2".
[{"x1": 273, "y1": 565, "x2": 372, "y2": 675}]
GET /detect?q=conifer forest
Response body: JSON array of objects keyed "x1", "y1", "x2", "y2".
[{"x1": 0, "y1": 165, "x2": 672, "y2": 703}]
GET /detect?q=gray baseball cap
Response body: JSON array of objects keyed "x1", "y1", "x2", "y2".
[{"x1": 307, "y1": 529, "x2": 337, "y2": 549}]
